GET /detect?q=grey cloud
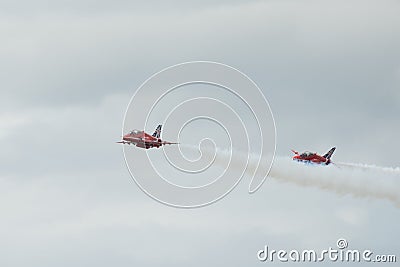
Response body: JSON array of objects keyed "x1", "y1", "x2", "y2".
[{"x1": 1, "y1": 0, "x2": 399, "y2": 266}]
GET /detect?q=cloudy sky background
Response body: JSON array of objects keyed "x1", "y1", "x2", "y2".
[{"x1": 1, "y1": 0, "x2": 399, "y2": 266}]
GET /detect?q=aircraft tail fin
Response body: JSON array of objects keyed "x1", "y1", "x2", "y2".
[
  {"x1": 152, "y1": 125, "x2": 162, "y2": 138},
  {"x1": 323, "y1": 147, "x2": 336, "y2": 160}
]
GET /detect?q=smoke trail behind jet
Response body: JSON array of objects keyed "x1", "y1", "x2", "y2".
[
  {"x1": 268, "y1": 157, "x2": 400, "y2": 207},
  {"x1": 178, "y1": 146, "x2": 400, "y2": 207}
]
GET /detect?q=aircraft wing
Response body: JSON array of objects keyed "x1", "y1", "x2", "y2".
[
  {"x1": 116, "y1": 137, "x2": 143, "y2": 145},
  {"x1": 161, "y1": 141, "x2": 179, "y2": 145}
]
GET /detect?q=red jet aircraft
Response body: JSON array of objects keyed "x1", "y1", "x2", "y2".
[
  {"x1": 291, "y1": 147, "x2": 336, "y2": 165},
  {"x1": 117, "y1": 125, "x2": 178, "y2": 149}
]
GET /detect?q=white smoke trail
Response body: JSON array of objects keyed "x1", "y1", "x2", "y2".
[
  {"x1": 268, "y1": 157, "x2": 400, "y2": 207},
  {"x1": 179, "y1": 146, "x2": 400, "y2": 207},
  {"x1": 336, "y1": 162, "x2": 400, "y2": 174}
]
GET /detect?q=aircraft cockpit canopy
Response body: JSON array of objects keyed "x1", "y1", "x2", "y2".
[
  {"x1": 129, "y1": 130, "x2": 142, "y2": 135},
  {"x1": 301, "y1": 151, "x2": 314, "y2": 157}
]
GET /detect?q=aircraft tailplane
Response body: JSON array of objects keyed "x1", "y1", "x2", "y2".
[
  {"x1": 323, "y1": 147, "x2": 336, "y2": 160},
  {"x1": 152, "y1": 125, "x2": 162, "y2": 138}
]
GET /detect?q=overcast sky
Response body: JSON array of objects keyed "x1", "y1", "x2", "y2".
[{"x1": 1, "y1": 0, "x2": 399, "y2": 266}]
